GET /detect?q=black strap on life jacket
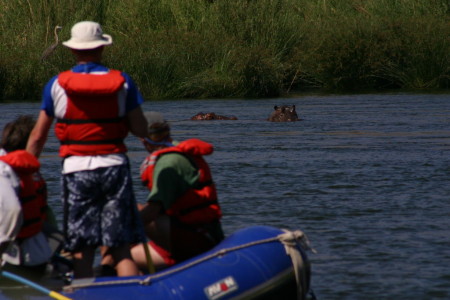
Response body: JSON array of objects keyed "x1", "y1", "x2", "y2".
[
  {"x1": 56, "y1": 117, "x2": 123, "y2": 124},
  {"x1": 59, "y1": 138, "x2": 124, "y2": 145}
]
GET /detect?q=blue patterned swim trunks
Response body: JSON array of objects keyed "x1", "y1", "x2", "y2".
[{"x1": 62, "y1": 164, "x2": 145, "y2": 252}]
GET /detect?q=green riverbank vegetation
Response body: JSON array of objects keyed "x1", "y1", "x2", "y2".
[{"x1": 0, "y1": 0, "x2": 449, "y2": 101}]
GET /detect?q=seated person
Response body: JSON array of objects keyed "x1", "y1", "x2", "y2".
[
  {"x1": 0, "y1": 115, "x2": 57, "y2": 277},
  {"x1": 131, "y1": 112, "x2": 225, "y2": 271},
  {"x1": 0, "y1": 152, "x2": 22, "y2": 266}
]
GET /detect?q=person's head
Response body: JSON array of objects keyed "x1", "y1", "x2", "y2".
[
  {"x1": 142, "y1": 111, "x2": 172, "y2": 153},
  {"x1": 1, "y1": 115, "x2": 36, "y2": 152},
  {"x1": 62, "y1": 21, "x2": 112, "y2": 62}
]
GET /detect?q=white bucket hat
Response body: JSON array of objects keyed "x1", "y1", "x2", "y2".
[{"x1": 62, "y1": 21, "x2": 112, "y2": 50}]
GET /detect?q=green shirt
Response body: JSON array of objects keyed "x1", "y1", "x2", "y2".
[
  {"x1": 147, "y1": 153, "x2": 199, "y2": 211},
  {"x1": 147, "y1": 150, "x2": 225, "y2": 244}
]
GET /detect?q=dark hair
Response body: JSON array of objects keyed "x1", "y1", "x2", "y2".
[
  {"x1": 71, "y1": 46, "x2": 104, "y2": 61},
  {"x1": 1, "y1": 115, "x2": 36, "y2": 152}
]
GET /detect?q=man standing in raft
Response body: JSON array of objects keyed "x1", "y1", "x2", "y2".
[
  {"x1": 131, "y1": 112, "x2": 225, "y2": 271},
  {"x1": 26, "y1": 21, "x2": 148, "y2": 279}
]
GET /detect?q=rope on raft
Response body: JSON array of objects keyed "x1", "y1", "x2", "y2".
[
  {"x1": 64, "y1": 229, "x2": 316, "y2": 298},
  {"x1": 279, "y1": 229, "x2": 316, "y2": 300}
]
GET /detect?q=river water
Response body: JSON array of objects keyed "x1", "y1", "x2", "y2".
[{"x1": 0, "y1": 93, "x2": 449, "y2": 299}]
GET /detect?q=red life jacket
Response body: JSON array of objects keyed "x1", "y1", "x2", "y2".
[
  {"x1": 140, "y1": 139, "x2": 222, "y2": 225},
  {"x1": 0, "y1": 150, "x2": 46, "y2": 239},
  {"x1": 55, "y1": 70, "x2": 129, "y2": 157}
]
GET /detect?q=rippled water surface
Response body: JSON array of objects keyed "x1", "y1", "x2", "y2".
[{"x1": 1, "y1": 93, "x2": 449, "y2": 299}]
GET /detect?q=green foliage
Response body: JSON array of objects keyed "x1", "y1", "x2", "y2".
[{"x1": 0, "y1": 0, "x2": 448, "y2": 101}]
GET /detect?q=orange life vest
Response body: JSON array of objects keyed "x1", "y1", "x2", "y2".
[
  {"x1": 55, "y1": 70, "x2": 129, "y2": 157},
  {"x1": 140, "y1": 139, "x2": 222, "y2": 225},
  {"x1": 0, "y1": 150, "x2": 46, "y2": 239}
]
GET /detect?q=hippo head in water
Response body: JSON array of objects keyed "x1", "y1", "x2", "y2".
[
  {"x1": 268, "y1": 105, "x2": 299, "y2": 122},
  {"x1": 191, "y1": 112, "x2": 238, "y2": 120}
]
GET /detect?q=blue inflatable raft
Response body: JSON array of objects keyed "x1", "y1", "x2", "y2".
[{"x1": 63, "y1": 225, "x2": 312, "y2": 300}]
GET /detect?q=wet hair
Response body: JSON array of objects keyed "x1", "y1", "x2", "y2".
[
  {"x1": 148, "y1": 122, "x2": 171, "y2": 142},
  {"x1": 1, "y1": 115, "x2": 36, "y2": 152},
  {"x1": 144, "y1": 111, "x2": 171, "y2": 142}
]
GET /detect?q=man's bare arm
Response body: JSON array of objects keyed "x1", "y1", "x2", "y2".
[
  {"x1": 127, "y1": 106, "x2": 148, "y2": 138},
  {"x1": 26, "y1": 110, "x2": 54, "y2": 158}
]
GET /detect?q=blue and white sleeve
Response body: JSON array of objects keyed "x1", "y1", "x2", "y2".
[
  {"x1": 122, "y1": 72, "x2": 145, "y2": 113},
  {"x1": 40, "y1": 75, "x2": 59, "y2": 117}
]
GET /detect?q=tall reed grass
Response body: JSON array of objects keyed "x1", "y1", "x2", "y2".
[{"x1": 0, "y1": 0, "x2": 448, "y2": 101}]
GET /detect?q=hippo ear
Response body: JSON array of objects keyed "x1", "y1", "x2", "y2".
[
  {"x1": 274, "y1": 106, "x2": 278, "y2": 110},
  {"x1": 292, "y1": 105, "x2": 296, "y2": 111}
]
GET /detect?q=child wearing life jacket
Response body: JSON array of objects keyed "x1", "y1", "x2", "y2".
[{"x1": 130, "y1": 112, "x2": 225, "y2": 272}]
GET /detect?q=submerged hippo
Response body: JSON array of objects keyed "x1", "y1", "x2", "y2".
[
  {"x1": 190, "y1": 112, "x2": 238, "y2": 120},
  {"x1": 268, "y1": 105, "x2": 300, "y2": 122}
]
